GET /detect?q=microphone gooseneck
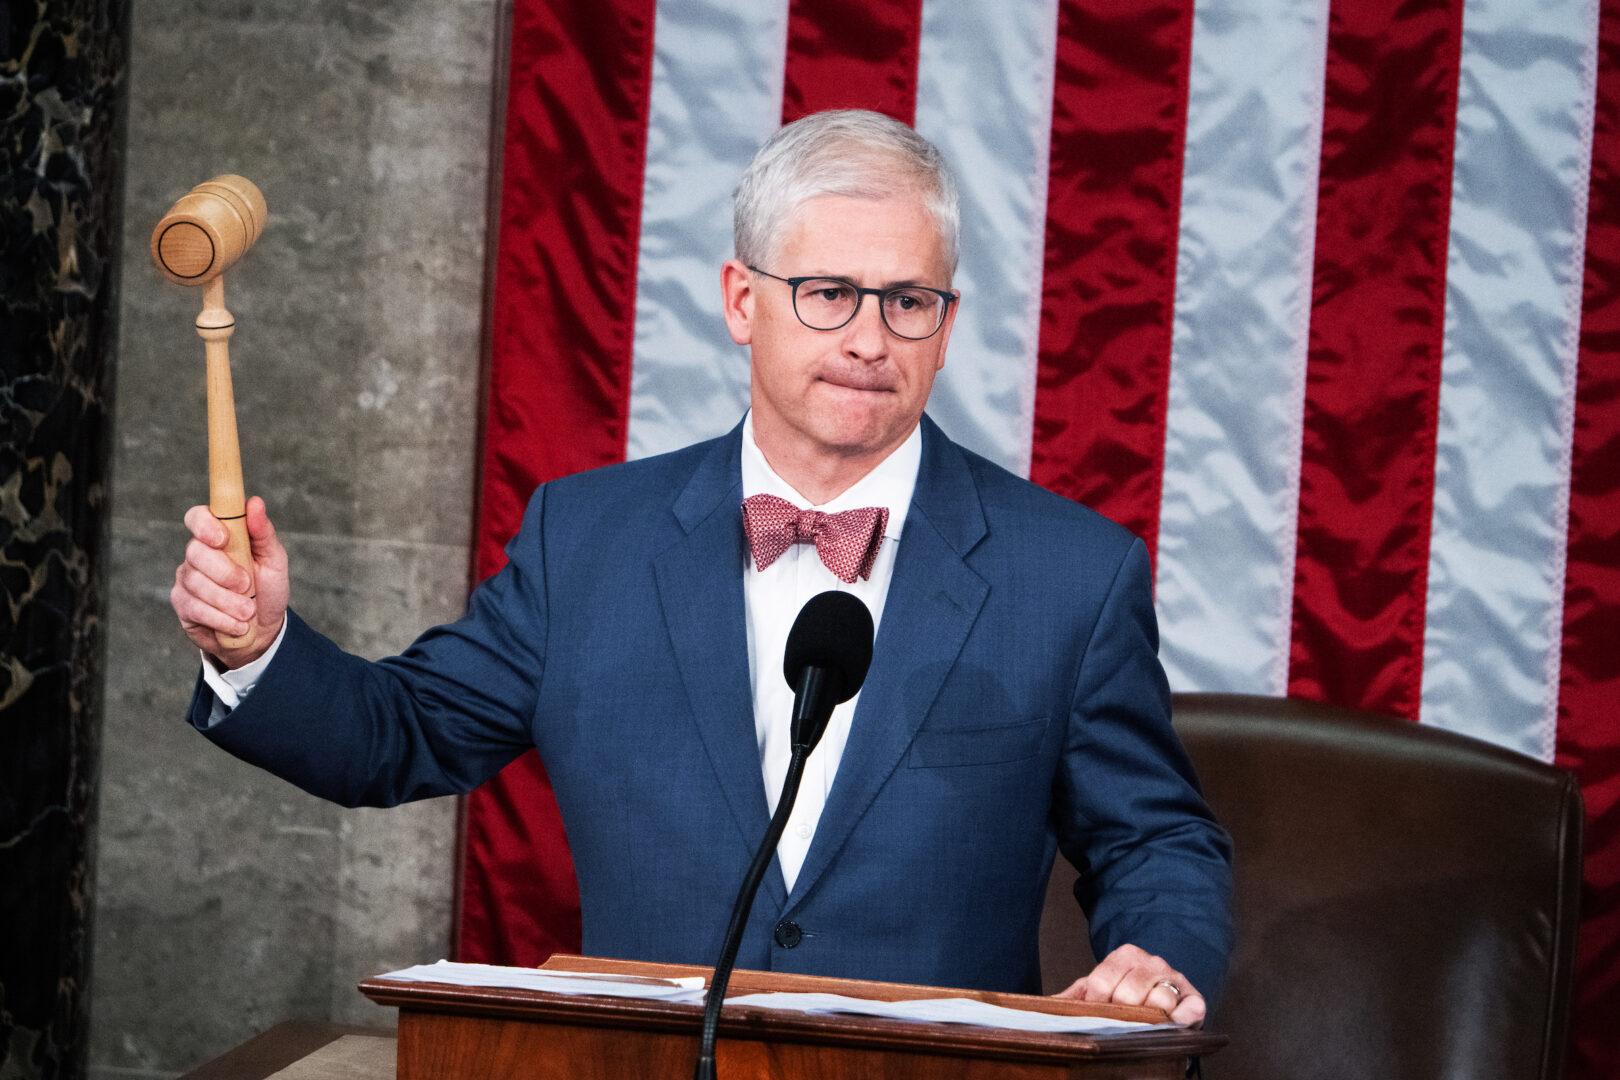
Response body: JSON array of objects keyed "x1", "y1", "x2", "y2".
[{"x1": 693, "y1": 591, "x2": 875, "y2": 1080}]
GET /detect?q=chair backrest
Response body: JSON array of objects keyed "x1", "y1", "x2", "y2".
[{"x1": 1040, "y1": 692, "x2": 1583, "y2": 1080}]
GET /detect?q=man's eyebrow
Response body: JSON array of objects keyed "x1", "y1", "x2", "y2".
[{"x1": 801, "y1": 271, "x2": 943, "y2": 289}]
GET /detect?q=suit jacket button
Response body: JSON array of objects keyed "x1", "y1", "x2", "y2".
[{"x1": 774, "y1": 921, "x2": 803, "y2": 948}]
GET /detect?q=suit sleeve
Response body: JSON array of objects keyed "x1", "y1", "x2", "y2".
[
  {"x1": 1053, "y1": 537, "x2": 1235, "y2": 1005},
  {"x1": 187, "y1": 486, "x2": 556, "y2": 808}
]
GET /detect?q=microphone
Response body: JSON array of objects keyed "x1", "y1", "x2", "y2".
[
  {"x1": 694, "y1": 591, "x2": 875, "y2": 1080},
  {"x1": 783, "y1": 590, "x2": 875, "y2": 752}
]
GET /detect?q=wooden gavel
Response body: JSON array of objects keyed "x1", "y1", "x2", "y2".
[{"x1": 151, "y1": 175, "x2": 268, "y2": 650}]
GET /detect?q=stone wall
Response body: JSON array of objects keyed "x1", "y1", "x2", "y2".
[
  {"x1": 89, "y1": 1, "x2": 502, "y2": 1075},
  {"x1": 1, "y1": 2, "x2": 130, "y2": 1076}
]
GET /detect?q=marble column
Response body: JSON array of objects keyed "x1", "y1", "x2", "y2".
[{"x1": 1, "y1": 1, "x2": 131, "y2": 1078}]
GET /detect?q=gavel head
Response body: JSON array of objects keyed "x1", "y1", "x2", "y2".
[{"x1": 150, "y1": 175, "x2": 267, "y2": 286}]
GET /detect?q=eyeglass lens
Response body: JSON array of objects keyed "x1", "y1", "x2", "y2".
[{"x1": 792, "y1": 278, "x2": 946, "y2": 339}]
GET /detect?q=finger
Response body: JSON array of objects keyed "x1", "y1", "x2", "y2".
[
  {"x1": 185, "y1": 536, "x2": 253, "y2": 595},
  {"x1": 1084, "y1": 943, "x2": 1150, "y2": 1003},
  {"x1": 178, "y1": 561, "x2": 257, "y2": 623},
  {"x1": 1169, "y1": 992, "x2": 1206, "y2": 1028},
  {"x1": 1114, "y1": 965, "x2": 1161, "y2": 1005},
  {"x1": 1140, "y1": 975, "x2": 1186, "y2": 1013},
  {"x1": 171, "y1": 569, "x2": 252, "y2": 638},
  {"x1": 183, "y1": 504, "x2": 228, "y2": 547},
  {"x1": 175, "y1": 560, "x2": 255, "y2": 623},
  {"x1": 1117, "y1": 959, "x2": 1191, "y2": 1008}
]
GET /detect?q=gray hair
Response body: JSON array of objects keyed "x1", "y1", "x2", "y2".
[{"x1": 733, "y1": 109, "x2": 961, "y2": 279}]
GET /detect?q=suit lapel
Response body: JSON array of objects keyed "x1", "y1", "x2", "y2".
[
  {"x1": 652, "y1": 425, "x2": 788, "y2": 909},
  {"x1": 786, "y1": 417, "x2": 990, "y2": 907}
]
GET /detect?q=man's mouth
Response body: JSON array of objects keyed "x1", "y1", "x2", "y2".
[{"x1": 818, "y1": 371, "x2": 893, "y2": 393}]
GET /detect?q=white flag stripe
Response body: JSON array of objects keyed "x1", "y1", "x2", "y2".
[
  {"x1": 1153, "y1": 0, "x2": 1331, "y2": 696},
  {"x1": 912, "y1": 0, "x2": 1061, "y2": 476},
  {"x1": 1420, "y1": 0, "x2": 1600, "y2": 760},
  {"x1": 626, "y1": 0, "x2": 788, "y2": 461}
]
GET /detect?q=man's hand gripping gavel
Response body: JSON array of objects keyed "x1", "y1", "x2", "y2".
[{"x1": 173, "y1": 498, "x2": 290, "y2": 669}]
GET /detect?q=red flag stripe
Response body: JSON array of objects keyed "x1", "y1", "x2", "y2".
[
  {"x1": 782, "y1": 0, "x2": 924, "y2": 125},
  {"x1": 1029, "y1": 0, "x2": 1195, "y2": 557},
  {"x1": 459, "y1": 0, "x2": 660, "y2": 965},
  {"x1": 1557, "y1": 0, "x2": 1620, "y2": 1071},
  {"x1": 475, "y1": 0, "x2": 656, "y2": 569},
  {"x1": 1286, "y1": 0, "x2": 1464, "y2": 717}
]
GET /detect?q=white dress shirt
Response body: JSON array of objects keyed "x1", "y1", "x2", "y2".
[
  {"x1": 201, "y1": 614, "x2": 285, "y2": 724},
  {"x1": 740, "y1": 412, "x2": 919, "y2": 892},
  {"x1": 202, "y1": 414, "x2": 921, "y2": 895}
]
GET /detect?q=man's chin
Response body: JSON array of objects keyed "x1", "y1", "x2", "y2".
[
  {"x1": 756, "y1": 396, "x2": 917, "y2": 463},
  {"x1": 806, "y1": 417, "x2": 914, "y2": 461}
]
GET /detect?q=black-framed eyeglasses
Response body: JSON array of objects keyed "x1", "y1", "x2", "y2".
[{"x1": 748, "y1": 265, "x2": 957, "y2": 341}]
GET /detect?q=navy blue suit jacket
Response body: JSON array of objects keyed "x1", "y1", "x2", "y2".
[{"x1": 192, "y1": 415, "x2": 1233, "y2": 998}]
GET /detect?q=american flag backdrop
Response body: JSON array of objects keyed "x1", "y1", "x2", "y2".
[{"x1": 456, "y1": 1, "x2": 1619, "y2": 1073}]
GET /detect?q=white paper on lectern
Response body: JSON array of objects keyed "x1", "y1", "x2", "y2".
[
  {"x1": 375, "y1": 960, "x2": 707, "y2": 1003},
  {"x1": 374, "y1": 963, "x2": 1174, "y2": 1036},
  {"x1": 723, "y1": 992, "x2": 1176, "y2": 1034}
]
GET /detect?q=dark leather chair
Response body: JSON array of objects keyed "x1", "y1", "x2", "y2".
[{"x1": 1040, "y1": 692, "x2": 1584, "y2": 1080}]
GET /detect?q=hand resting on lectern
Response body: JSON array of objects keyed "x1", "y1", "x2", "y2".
[{"x1": 1057, "y1": 942, "x2": 1206, "y2": 1027}]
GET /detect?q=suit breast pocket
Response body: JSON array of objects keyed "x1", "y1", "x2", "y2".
[{"x1": 906, "y1": 717, "x2": 1049, "y2": 769}]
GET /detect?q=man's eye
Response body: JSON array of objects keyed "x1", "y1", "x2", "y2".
[
  {"x1": 889, "y1": 290, "x2": 935, "y2": 312},
  {"x1": 801, "y1": 282, "x2": 854, "y2": 306}
]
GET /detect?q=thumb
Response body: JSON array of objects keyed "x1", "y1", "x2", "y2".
[
  {"x1": 243, "y1": 496, "x2": 285, "y2": 565},
  {"x1": 1055, "y1": 975, "x2": 1090, "y2": 1001}
]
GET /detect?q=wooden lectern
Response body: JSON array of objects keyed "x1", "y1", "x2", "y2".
[{"x1": 359, "y1": 955, "x2": 1225, "y2": 1079}]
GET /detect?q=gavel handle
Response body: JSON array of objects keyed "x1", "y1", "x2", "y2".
[{"x1": 198, "y1": 276, "x2": 256, "y2": 650}]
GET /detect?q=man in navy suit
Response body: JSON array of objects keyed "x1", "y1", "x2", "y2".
[{"x1": 171, "y1": 110, "x2": 1232, "y2": 1024}]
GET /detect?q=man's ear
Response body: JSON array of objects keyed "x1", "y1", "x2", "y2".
[{"x1": 720, "y1": 259, "x2": 754, "y2": 346}]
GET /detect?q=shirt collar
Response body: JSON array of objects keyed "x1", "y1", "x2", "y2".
[{"x1": 740, "y1": 411, "x2": 920, "y2": 542}]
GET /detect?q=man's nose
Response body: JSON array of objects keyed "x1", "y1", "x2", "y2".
[{"x1": 841, "y1": 295, "x2": 889, "y2": 358}]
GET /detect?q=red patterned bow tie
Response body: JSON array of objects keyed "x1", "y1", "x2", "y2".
[{"x1": 741, "y1": 493, "x2": 890, "y2": 583}]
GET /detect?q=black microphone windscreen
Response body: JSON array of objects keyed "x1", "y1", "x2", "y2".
[{"x1": 782, "y1": 591, "x2": 875, "y2": 704}]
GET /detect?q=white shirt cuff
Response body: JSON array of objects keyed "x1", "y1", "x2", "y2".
[{"x1": 200, "y1": 618, "x2": 289, "y2": 727}]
